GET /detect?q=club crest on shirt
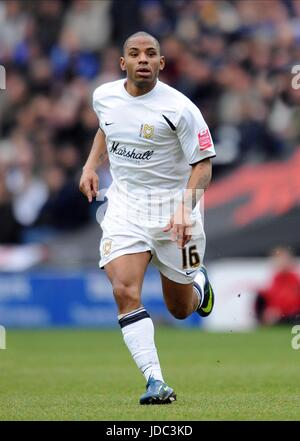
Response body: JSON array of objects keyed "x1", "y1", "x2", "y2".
[
  {"x1": 140, "y1": 123, "x2": 154, "y2": 140},
  {"x1": 103, "y1": 239, "x2": 112, "y2": 257}
]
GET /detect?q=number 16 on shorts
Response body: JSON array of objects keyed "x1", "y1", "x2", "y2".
[{"x1": 182, "y1": 245, "x2": 200, "y2": 269}]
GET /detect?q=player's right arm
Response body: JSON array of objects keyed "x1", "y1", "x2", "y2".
[{"x1": 79, "y1": 128, "x2": 107, "y2": 203}]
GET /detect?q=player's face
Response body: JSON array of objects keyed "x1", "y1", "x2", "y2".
[{"x1": 120, "y1": 37, "x2": 165, "y2": 86}]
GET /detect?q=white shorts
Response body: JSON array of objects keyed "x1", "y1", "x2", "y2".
[{"x1": 99, "y1": 209, "x2": 206, "y2": 284}]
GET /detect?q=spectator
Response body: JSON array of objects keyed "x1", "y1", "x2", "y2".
[
  {"x1": 255, "y1": 247, "x2": 300, "y2": 325},
  {"x1": 0, "y1": 0, "x2": 29, "y2": 55},
  {"x1": 37, "y1": 164, "x2": 90, "y2": 231},
  {"x1": 7, "y1": 134, "x2": 49, "y2": 228},
  {"x1": 0, "y1": 164, "x2": 21, "y2": 244},
  {"x1": 64, "y1": 0, "x2": 111, "y2": 52}
]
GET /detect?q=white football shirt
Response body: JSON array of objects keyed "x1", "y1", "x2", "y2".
[{"x1": 93, "y1": 79, "x2": 216, "y2": 226}]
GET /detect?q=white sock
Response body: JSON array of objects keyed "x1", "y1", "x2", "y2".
[
  {"x1": 193, "y1": 271, "x2": 206, "y2": 309},
  {"x1": 119, "y1": 307, "x2": 164, "y2": 383}
]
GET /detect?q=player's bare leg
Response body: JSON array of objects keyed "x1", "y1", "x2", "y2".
[
  {"x1": 160, "y1": 267, "x2": 214, "y2": 319},
  {"x1": 104, "y1": 252, "x2": 176, "y2": 404},
  {"x1": 160, "y1": 274, "x2": 198, "y2": 319},
  {"x1": 104, "y1": 251, "x2": 151, "y2": 314}
]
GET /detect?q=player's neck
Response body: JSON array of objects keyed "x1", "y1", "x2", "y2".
[{"x1": 125, "y1": 79, "x2": 157, "y2": 97}]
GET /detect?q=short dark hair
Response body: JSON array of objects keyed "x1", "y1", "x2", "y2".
[{"x1": 123, "y1": 31, "x2": 160, "y2": 55}]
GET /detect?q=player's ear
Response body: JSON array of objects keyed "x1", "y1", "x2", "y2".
[
  {"x1": 120, "y1": 57, "x2": 126, "y2": 72},
  {"x1": 159, "y1": 56, "x2": 165, "y2": 71}
]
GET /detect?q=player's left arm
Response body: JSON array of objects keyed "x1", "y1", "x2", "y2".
[
  {"x1": 163, "y1": 158, "x2": 212, "y2": 249},
  {"x1": 163, "y1": 101, "x2": 215, "y2": 248},
  {"x1": 184, "y1": 158, "x2": 212, "y2": 205}
]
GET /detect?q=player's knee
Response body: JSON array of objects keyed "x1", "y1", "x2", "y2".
[
  {"x1": 168, "y1": 306, "x2": 190, "y2": 320},
  {"x1": 113, "y1": 283, "x2": 140, "y2": 309}
]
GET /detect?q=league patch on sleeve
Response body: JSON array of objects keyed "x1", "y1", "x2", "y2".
[{"x1": 198, "y1": 128, "x2": 213, "y2": 150}]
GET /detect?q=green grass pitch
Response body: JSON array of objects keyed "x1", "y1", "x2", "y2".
[{"x1": 0, "y1": 327, "x2": 299, "y2": 420}]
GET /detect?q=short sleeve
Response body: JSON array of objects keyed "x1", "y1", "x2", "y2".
[
  {"x1": 176, "y1": 102, "x2": 216, "y2": 165},
  {"x1": 92, "y1": 89, "x2": 105, "y2": 132}
]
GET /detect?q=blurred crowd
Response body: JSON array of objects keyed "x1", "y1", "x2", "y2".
[{"x1": 1, "y1": 0, "x2": 300, "y2": 244}]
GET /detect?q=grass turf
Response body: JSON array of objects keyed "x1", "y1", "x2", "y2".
[{"x1": 0, "y1": 327, "x2": 299, "y2": 421}]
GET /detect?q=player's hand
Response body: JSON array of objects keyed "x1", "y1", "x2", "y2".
[
  {"x1": 79, "y1": 168, "x2": 99, "y2": 203},
  {"x1": 163, "y1": 204, "x2": 193, "y2": 249}
]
